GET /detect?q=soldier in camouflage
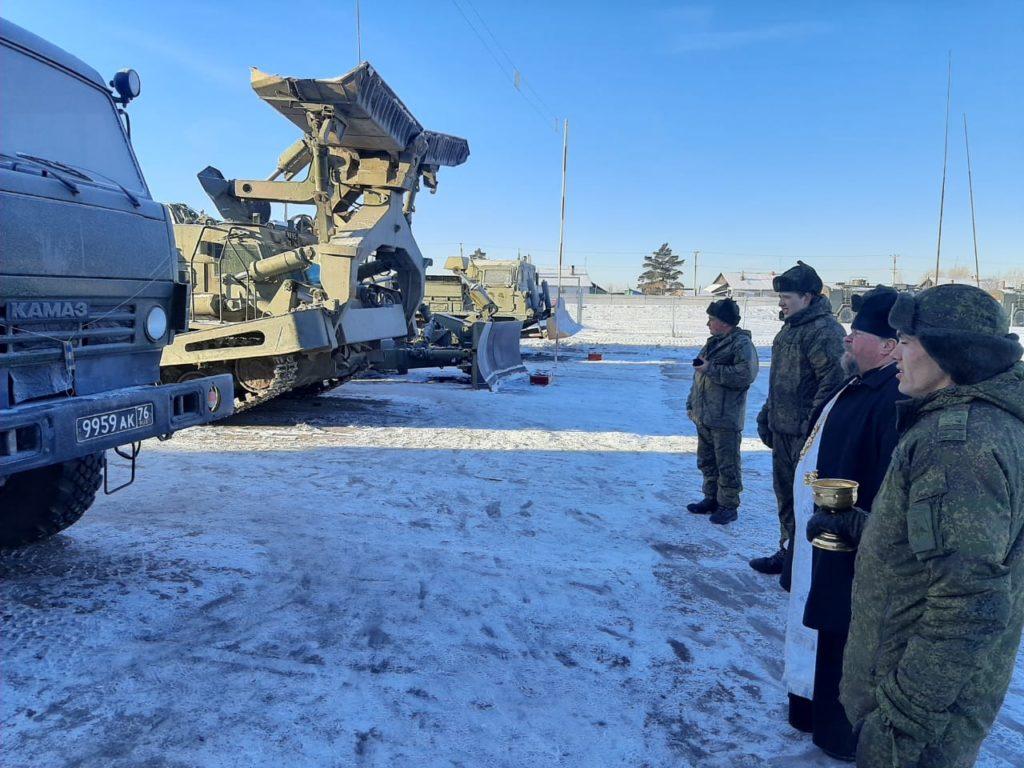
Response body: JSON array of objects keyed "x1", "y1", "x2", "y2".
[
  {"x1": 841, "y1": 284, "x2": 1024, "y2": 768},
  {"x1": 686, "y1": 298, "x2": 760, "y2": 525},
  {"x1": 752, "y1": 261, "x2": 847, "y2": 574}
]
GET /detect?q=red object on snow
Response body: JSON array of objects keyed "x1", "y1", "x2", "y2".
[{"x1": 529, "y1": 373, "x2": 551, "y2": 386}]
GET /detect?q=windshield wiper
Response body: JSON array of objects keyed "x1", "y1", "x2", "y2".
[
  {"x1": 1, "y1": 151, "x2": 80, "y2": 195},
  {"x1": 14, "y1": 153, "x2": 141, "y2": 208}
]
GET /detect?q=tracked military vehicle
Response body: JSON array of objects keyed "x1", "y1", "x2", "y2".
[
  {"x1": 0, "y1": 20, "x2": 233, "y2": 547},
  {"x1": 162, "y1": 63, "x2": 524, "y2": 406},
  {"x1": 424, "y1": 254, "x2": 581, "y2": 338},
  {"x1": 989, "y1": 287, "x2": 1024, "y2": 327},
  {"x1": 827, "y1": 278, "x2": 871, "y2": 323}
]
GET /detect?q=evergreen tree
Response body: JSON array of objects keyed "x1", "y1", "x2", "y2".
[{"x1": 637, "y1": 243, "x2": 685, "y2": 294}]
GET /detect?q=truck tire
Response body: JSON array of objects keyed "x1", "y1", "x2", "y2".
[
  {"x1": 0, "y1": 453, "x2": 104, "y2": 548},
  {"x1": 837, "y1": 306, "x2": 854, "y2": 323},
  {"x1": 1013, "y1": 308, "x2": 1024, "y2": 327}
]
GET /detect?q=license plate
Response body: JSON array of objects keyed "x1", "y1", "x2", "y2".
[{"x1": 76, "y1": 404, "x2": 153, "y2": 443}]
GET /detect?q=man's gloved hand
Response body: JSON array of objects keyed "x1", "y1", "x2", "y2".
[
  {"x1": 806, "y1": 505, "x2": 869, "y2": 547},
  {"x1": 757, "y1": 421, "x2": 773, "y2": 449}
]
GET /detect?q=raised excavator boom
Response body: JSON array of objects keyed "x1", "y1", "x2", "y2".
[
  {"x1": 201, "y1": 64, "x2": 469, "y2": 335},
  {"x1": 162, "y1": 63, "x2": 523, "y2": 407}
]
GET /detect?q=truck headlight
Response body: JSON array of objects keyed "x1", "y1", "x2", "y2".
[{"x1": 145, "y1": 306, "x2": 168, "y2": 341}]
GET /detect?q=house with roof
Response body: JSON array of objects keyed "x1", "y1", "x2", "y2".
[
  {"x1": 704, "y1": 271, "x2": 777, "y2": 297},
  {"x1": 536, "y1": 265, "x2": 608, "y2": 295}
]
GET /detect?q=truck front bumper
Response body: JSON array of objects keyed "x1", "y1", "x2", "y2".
[{"x1": 0, "y1": 373, "x2": 233, "y2": 476}]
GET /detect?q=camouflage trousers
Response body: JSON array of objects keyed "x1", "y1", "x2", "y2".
[
  {"x1": 695, "y1": 425, "x2": 742, "y2": 509},
  {"x1": 771, "y1": 431, "x2": 805, "y2": 549},
  {"x1": 854, "y1": 708, "x2": 984, "y2": 768}
]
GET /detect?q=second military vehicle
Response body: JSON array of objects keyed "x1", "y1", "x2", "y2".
[{"x1": 423, "y1": 254, "x2": 581, "y2": 338}]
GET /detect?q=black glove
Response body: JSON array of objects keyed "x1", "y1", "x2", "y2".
[
  {"x1": 692, "y1": 357, "x2": 705, "y2": 368},
  {"x1": 806, "y1": 505, "x2": 869, "y2": 547},
  {"x1": 757, "y1": 420, "x2": 773, "y2": 449}
]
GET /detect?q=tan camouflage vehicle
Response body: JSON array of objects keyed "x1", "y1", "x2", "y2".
[
  {"x1": 424, "y1": 254, "x2": 581, "y2": 338},
  {"x1": 162, "y1": 63, "x2": 524, "y2": 406}
]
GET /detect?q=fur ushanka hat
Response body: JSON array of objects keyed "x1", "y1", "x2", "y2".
[
  {"x1": 772, "y1": 261, "x2": 823, "y2": 295},
  {"x1": 707, "y1": 298, "x2": 741, "y2": 326},
  {"x1": 888, "y1": 284, "x2": 1023, "y2": 385}
]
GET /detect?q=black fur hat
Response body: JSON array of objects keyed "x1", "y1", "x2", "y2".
[
  {"x1": 851, "y1": 286, "x2": 898, "y2": 339},
  {"x1": 888, "y1": 284, "x2": 1023, "y2": 385},
  {"x1": 707, "y1": 298, "x2": 741, "y2": 326},
  {"x1": 772, "y1": 261, "x2": 823, "y2": 295}
]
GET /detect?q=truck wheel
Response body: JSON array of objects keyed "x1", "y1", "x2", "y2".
[
  {"x1": 838, "y1": 306, "x2": 854, "y2": 323},
  {"x1": 0, "y1": 453, "x2": 104, "y2": 548},
  {"x1": 1014, "y1": 308, "x2": 1024, "y2": 327}
]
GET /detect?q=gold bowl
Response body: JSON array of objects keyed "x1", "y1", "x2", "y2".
[{"x1": 811, "y1": 478, "x2": 859, "y2": 511}]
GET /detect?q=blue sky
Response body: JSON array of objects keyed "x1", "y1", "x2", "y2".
[{"x1": 5, "y1": 1, "x2": 1021, "y2": 291}]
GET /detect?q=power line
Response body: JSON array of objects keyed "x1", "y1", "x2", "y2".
[
  {"x1": 449, "y1": 0, "x2": 560, "y2": 133},
  {"x1": 417, "y1": 241, "x2": 897, "y2": 261},
  {"x1": 463, "y1": 0, "x2": 560, "y2": 128}
]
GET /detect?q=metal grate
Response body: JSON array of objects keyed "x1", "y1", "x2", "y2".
[{"x1": 0, "y1": 300, "x2": 137, "y2": 361}]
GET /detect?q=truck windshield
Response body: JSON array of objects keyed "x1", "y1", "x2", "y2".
[{"x1": 0, "y1": 41, "x2": 147, "y2": 194}]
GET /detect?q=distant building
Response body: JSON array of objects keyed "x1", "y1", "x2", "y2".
[
  {"x1": 537, "y1": 265, "x2": 608, "y2": 295},
  {"x1": 704, "y1": 271, "x2": 777, "y2": 297}
]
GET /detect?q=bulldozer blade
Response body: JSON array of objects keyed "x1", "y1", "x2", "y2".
[
  {"x1": 472, "y1": 320, "x2": 526, "y2": 389},
  {"x1": 546, "y1": 297, "x2": 583, "y2": 339}
]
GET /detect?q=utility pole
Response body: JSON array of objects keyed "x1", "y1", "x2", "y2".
[
  {"x1": 459, "y1": 242, "x2": 463, "y2": 258},
  {"x1": 693, "y1": 250, "x2": 700, "y2": 296},
  {"x1": 891, "y1": 254, "x2": 898, "y2": 285},
  {"x1": 554, "y1": 119, "x2": 569, "y2": 366}
]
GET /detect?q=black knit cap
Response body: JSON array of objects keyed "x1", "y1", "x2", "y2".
[
  {"x1": 772, "y1": 261, "x2": 823, "y2": 294},
  {"x1": 850, "y1": 286, "x2": 898, "y2": 339},
  {"x1": 888, "y1": 284, "x2": 1023, "y2": 385},
  {"x1": 707, "y1": 298, "x2": 740, "y2": 326}
]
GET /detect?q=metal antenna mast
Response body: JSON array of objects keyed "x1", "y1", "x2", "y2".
[
  {"x1": 934, "y1": 52, "x2": 952, "y2": 285},
  {"x1": 356, "y1": 0, "x2": 362, "y2": 63},
  {"x1": 964, "y1": 113, "x2": 981, "y2": 287}
]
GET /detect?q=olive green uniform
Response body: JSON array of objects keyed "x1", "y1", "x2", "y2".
[
  {"x1": 687, "y1": 328, "x2": 759, "y2": 508},
  {"x1": 756, "y1": 296, "x2": 846, "y2": 547},
  {"x1": 842, "y1": 363, "x2": 1024, "y2": 768}
]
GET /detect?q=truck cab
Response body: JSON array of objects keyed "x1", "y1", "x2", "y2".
[{"x1": 0, "y1": 19, "x2": 233, "y2": 546}]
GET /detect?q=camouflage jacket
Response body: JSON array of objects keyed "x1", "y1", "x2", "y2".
[
  {"x1": 756, "y1": 295, "x2": 845, "y2": 436},
  {"x1": 841, "y1": 363, "x2": 1024, "y2": 767},
  {"x1": 686, "y1": 328, "x2": 759, "y2": 431}
]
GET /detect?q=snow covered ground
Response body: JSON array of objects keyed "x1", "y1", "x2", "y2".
[{"x1": 2, "y1": 302, "x2": 1022, "y2": 768}]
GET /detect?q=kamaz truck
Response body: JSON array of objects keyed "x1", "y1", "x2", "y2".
[{"x1": 0, "y1": 19, "x2": 233, "y2": 547}]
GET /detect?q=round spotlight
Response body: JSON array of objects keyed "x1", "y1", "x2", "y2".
[
  {"x1": 144, "y1": 306, "x2": 168, "y2": 341},
  {"x1": 111, "y1": 69, "x2": 141, "y2": 103}
]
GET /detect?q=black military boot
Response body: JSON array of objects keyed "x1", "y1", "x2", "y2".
[
  {"x1": 686, "y1": 498, "x2": 718, "y2": 514},
  {"x1": 749, "y1": 548, "x2": 786, "y2": 574},
  {"x1": 709, "y1": 506, "x2": 738, "y2": 525}
]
